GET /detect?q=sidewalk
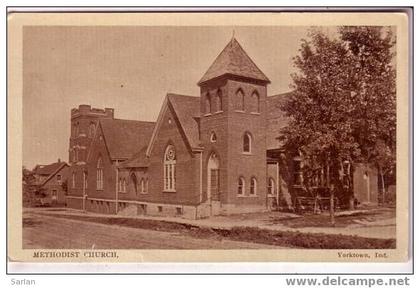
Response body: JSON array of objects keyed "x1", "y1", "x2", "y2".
[{"x1": 25, "y1": 207, "x2": 396, "y2": 240}]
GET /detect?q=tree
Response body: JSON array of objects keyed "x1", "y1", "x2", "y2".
[
  {"x1": 280, "y1": 27, "x2": 396, "y2": 223},
  {"x1": 340, "y1": 27, "x2": 396, "y2": 205}
]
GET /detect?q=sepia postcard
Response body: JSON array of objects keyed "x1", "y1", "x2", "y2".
[{"x1": 7, "y1": 10, "x2": 411, "y2": 267}]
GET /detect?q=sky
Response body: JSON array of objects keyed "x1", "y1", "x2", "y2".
[{"x1": 22, "y1": 26, "x2": 320, "y2": 169}]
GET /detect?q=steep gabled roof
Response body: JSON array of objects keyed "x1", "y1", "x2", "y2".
[
  {"x1": 33, "y1": 161, "x2": 66, "y2": 176},
  {"x1": 167, "y1": 94, "x2": 201, "y2": 149},
  {"x1": 198, "y1": 37, "x2": 270, "y2": 85},
  {"x1": 266, "y1": 91, "x2": 293, "y2": 150},
  {"x1": 34, "y1": 161, "x2": 69, "y2": 186},
  {"x1": 146, "y1": 93, "x2": 201, "y2": 157},
  {"x1": 99, "y1": 119, "x2": 155, "y2": 160}
]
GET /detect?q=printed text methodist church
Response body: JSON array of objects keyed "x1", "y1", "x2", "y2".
[{"x1": 66, "y1": 37, "x2": 377, "y2": 219}]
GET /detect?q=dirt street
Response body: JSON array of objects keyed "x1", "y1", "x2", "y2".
[{"x1": 23, "y1": 212, "x2": 278, "y2": 249}]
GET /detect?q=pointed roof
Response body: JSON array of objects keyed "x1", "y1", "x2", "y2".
[
  {"x1": 198, "y1": 37, "x2": 270, "y2": 85},
  {"x1": 33, "y1": 161, "x2": 69, "y2": 186},
  {"x1": 167, "y1": 94, "x2": 201, "y2": 149},
  {"x1": 99, "y1": 119, "x2": 155, "y2": 160},
  {"x1": 146, "y1": 93, "x2": 202, "y2": 157},
  {"x1": 33, "y1": 161, "x2": 68, "y2": 176}
]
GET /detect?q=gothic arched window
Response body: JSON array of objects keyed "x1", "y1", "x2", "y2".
[
  {"x1": 250, "y1": 177, "x2": 257, "y2": 196},
  {"x1": 140, "y1": 178, "x2": 145, "y2": 194},
  {"x1": 205, "y1": 92, "x2": 211, "y2": 114},
  {"x1": 131, "y1": 173, "x2": 138, "y2": 194},
  {"x1": 215, "y1": 89, "x2": 223, "y2": 112},
  {"x1": 164, "y1": 145, "x2": 176, "y2": 191},
  {"x1": 72, "y1": 172, "x2": 76, "y2": 189},
  {"x1": 243, "y1": 132, "x2": 252, "y2": 154},
  {"x1": 236, "y1": 89, "x2": 245, "y2": 111},
  {"x1": 96, "y1": 157, "x2": 103, "y2": 190},
  {"x1": 83, "y1": 171, "x2": 88, "y2": 189},
  {"x1": 251, "y1": 91, "x2": 260, "y2": 113},
  {"x1": 267, "y1": 177, "x2": 275, "y2": 195},
  {"x1": 89, "y1": 122, "x2": 96, "y2": 138},
  {"x1": 238, "y1": 177, "x2": 245, "y2": 196}
]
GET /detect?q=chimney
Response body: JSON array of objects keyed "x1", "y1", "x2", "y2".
[{"x1": 58, "y1": 158, "x2": 61, "y2": 163}]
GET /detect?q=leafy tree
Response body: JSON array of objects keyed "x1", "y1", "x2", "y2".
[
  {"x1": 340, "y1": 26, "x2": 396, "y2": 205},
  {"x1": 280, "y1": 27, "x2": 396, "y2": 223}
]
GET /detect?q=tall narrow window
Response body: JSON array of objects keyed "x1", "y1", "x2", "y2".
[
  {"x1": 131, "y1": 173, "x2": 138, "y2": 194},
  {"x1": 236, "y1": 89, "x2": 245, "y2": 111},
  {"x1": 72, "y1": 172, "x2": 76, "y2": 189},
  {"x1": 251, "y1": 91, "x2": 260, "y2": 113},
  {"x1": 267, "y1": 178, "x2": 275, "y2": 195},
  {"x1": 215, "y1": 89, "x2": 222, "y2": 112},
  {"x1": 237, "y1": 177, "x2": 245, "y2": 196},
  {"x1": 73, "y1": 149, "x2": 77, "y2": 163},
  {"x1": 164, "y1": 145, "x2": 176, "y2": 191},
  {"x1": 89, "y1": 122, "x2": 96, "y2": 138},
  {"x1": 140, "y1": 179, "x2": 145, "y2": 193},
  {"x1": 96, "y1": 157, "x2": 103, "y2": 190},
  {"x1": 57, "y1": 174, "x2": 62, "y2": 185},
  {"x1": 122, "y1": 179, "x2": 126, "y2": 192},
  {"x1": 118, "y1": 178, "x2": 122, "y2": 192},
  {"x1": 243, "y1": 132, "x2": 252, "y2": 154},
  {"x1": 75, "y1": 122, "x2": 80, "y2": 137},
  {"x1": 250, "y1": 177, "x2": 257, "y2": 196},
  {"x1": 205, "y1": 92, "x2": 211, "y2": 114},
  {"x1": 83, "y1": 171, "x2": 88, "y2": 189}
]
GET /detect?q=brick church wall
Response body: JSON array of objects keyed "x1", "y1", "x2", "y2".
[{"x1": 146, "y1": 105, "x2": 201, "y2": 206}]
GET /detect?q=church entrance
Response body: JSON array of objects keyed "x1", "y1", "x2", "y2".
[{"x1": 207, "y1": 153, "x2": 221, "y2": 215}]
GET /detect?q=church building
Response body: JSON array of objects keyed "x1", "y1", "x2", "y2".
[{"x1": 65, "y1": 37, "x2": 378, "y2": 219}]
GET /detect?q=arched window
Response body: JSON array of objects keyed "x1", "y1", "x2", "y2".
[
  {"x1": 215, "y1": 89, "x2": 223, "y2": 112},
  {"x1": 89, "y1": 122, "x2": 96, "y2": 138},
  {"x1": 250, "y1": 177, "x2": 257, "y2": 196},
  {"x1": 236, "y1": 89, "x2": 245, "y2": 111},
  {"x1": 205, "y1": 92, "x2": 211, "y2": 114},
  {"x1": 72, "y1": 172, "x2": 76, "y2": 189},
  {"x1": 118, "y1": 177, "x2": 122, "y2": 192},
  {"x1": 83, "y1": 171, "x2": 88, "y2": 189},
  {"x1": 267, "y1": 177, "x2": 275, "y2": 195},
  {"x1": 210, "y1": 131, "x2": 217, "y2": 143},
  {"x1": 243, "y1": 132, "x2": 252, "y2": 154},
  {"x1": 75, "y1": 122, "x2": 79, "y2": 137},
  {"x1": 164, "y1": 145, "x2": 176, "y2": 191},
  {"x1": 131, "y1": 173, "x2": 138, "y2": 194},
  {"x1": 140, "y1": 178, "x2": 145, "y2": 193},
  {"x1": 251, "y1": 91, "x2": 260, "y2": 113},
  {"x1": 96, "y1": 157, "x2": 103, "y2": 190},
  {"x1": 73, "y1": 149, "x2": 77, "y2": 163},
  {"x1": 237, "y1": 177, "x2": 245, "y2": 196},
  {"x1": 122, "y1": 179, "x2": 126, "y2": 192}
]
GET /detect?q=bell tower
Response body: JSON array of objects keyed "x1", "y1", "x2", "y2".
[{"x1": 198, "y1": 37, "x2": 270, "y2": 214}]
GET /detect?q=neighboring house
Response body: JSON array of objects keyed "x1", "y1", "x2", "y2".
[
  {"x1": 32, "y1": 160, "x2": 69, "y2": 205},
  {"x1": 66, "y1": 37, "x2": 379, "y2": 218}
]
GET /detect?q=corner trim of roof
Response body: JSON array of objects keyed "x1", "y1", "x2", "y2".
[
  {"x1": 40, "y1": 162, "x2": 69, "y2": 186},
  {"x1": 87, "y1": 121, "x2": 113, "y2": 163},
  {"x1": 146, "y1": 96, "x2": 169, "y2": 157}
]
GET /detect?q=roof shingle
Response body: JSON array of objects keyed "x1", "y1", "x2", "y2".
[
  {"x1": 100, "y1": 119, "x2": 155, "y2": 160},
  {"x1": 167, "y1": 93, "x2": 201, "y2": 149},
  {"x1": 33, "y1": 161, "x2": 66, "y2": 175},
  {"x1": 198, "y1": 37, "x2": 270, "y2": 85}
]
